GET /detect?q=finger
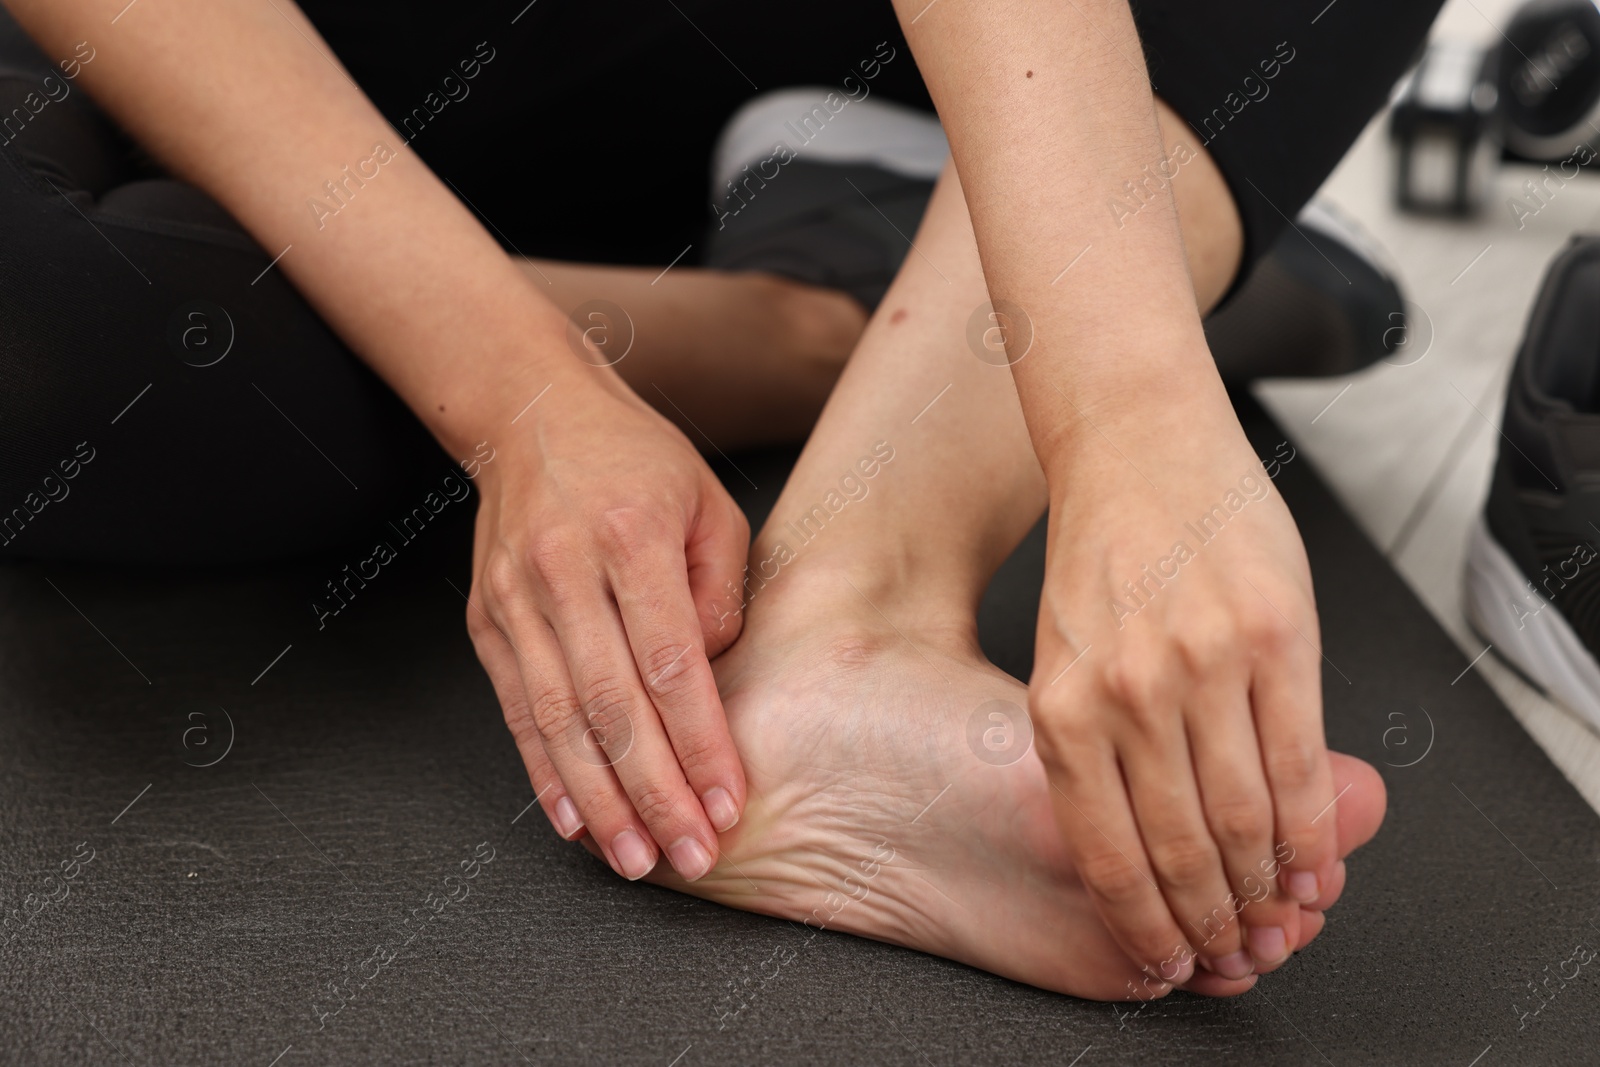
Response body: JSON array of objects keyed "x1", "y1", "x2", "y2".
[
  {"x1": 545, "y1": 568, "x2": 721, "y2": 881},
  {"x1": 1118, "y1": 708, "x2": 1246, "y2": 980},
  {"x1": 1297, "y1": 906, "x2": 1327, "y2": 948},
  {"x1": 1247, "y1": 609, "x2": 1339, "y2": 919},
  {"x1": 1301, "y1": 751, "x2": 1385, "y2": 916},
  {"x1": 604, "y1": 530, "x2": 745, "y2": 834},
  {"x1": 685, "y1": 484, "x2": 751, "y2": 658},
  {"x1": 1186, "y1": 680, "x2": 1300, "y2": 977},
  {"x1": 1293, "y1": 754, "x2": 1385, "y2": 932},
  {"x1": 1046, "y1": 736, "x2": 1197, "y2": 986},
  {"x1": 1312, "y1": 862, "x2": 1346, "y2": 914},
  {"x1": 466, "y1": 609, "x2": 587, "y2": 841},
  {"x1": 1295, "y1": 900, "x2": 1330, "y2": 953},
  {"x1": 1249, "y1": 906, "x2": 1304, "y2": 975},
  {"x1": 495, "y1": 585, "x2": 664, "y2": 882}
]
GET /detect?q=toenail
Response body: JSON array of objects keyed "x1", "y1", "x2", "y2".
[
  {"x1": 1211, "y1": 951, "x2": 1254, "y2": 981},
  {"x1": 611, "y1": 829, "x2": 656, "y2": 881},
  {"x1": 668, "y1": 836, "x2": 714, "y2": 881},
  {"x1": 1248, "y1": 925, "x2": 1288, "y2": 966},
  {"x1": 702, "y1": 787, "x2": 740, "y2": 833},
  {"x1": 1288, "y1": 871, "x2": 1319, "y2": 904},
  {"x1": 553, "y1": 797, "x2": 584, "y2": 839}
]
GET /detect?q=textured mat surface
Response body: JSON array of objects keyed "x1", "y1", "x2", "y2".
[{"x1": 1, "y1": 395, "x2": 1598, "y2": 1066}]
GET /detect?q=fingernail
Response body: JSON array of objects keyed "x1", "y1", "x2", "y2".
[
  {"x1": 702, "y1": 787, "x2": 740, "y2": 832},
  {"x1": 611, "y1": 829, "x2": 656, "y2": 880},
  {"x1": 668, "y1": 836, "x2": 714, "y2": 881},
  {"x1": 553, "y1": 797, "x2": 583, "y2": 839},
  {"x1": 1248, "y1": 925, "x2": 1288, "y2": 966},
  {"x1": 1173, "y1": 954, "x2": 1195, "y2": 985},
  {"x1": 1156, "y1": 952, "x2": 1195, "y2": 985},
  {"x1": 1288, "y1": 871, "x2": 1319, "y2": 904},
  {"x1": 1212, "y1": 951, "x2": 1254, "y2": 981}
]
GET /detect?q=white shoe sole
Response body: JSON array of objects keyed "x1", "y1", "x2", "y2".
[
  {"x1": 710, "y1": 88, "x2": 948, "y2": 197},
  {"x1": 1464, "y1": 514, "x2": 1600, "y2": 731}
]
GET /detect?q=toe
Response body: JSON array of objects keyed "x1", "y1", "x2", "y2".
[
  {"x1": 1327, "y1": 752, "x2": 1386, "y2": 858},
  {"x1": 1278, "y1": 753, "x2": 1377, "y2": 939}
]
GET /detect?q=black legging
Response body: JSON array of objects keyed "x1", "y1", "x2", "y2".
[{"x1": 0, "y1": 0, "x2": 1445, "y2": 564}]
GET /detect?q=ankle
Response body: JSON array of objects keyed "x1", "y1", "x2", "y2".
[
  {"x1": 737, "y1": 553, "x2": 980, "y2": 659},
  {"x1": 750, "y1": 272, "x2": 867, "y2": 373}
]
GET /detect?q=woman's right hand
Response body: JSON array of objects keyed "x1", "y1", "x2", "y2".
[{"x1": 462, "y1": 367, "x2": 751, "y2": 884}]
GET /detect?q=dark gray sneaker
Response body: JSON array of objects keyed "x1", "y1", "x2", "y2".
[
  {"x1": 703, "y1": 89, "x2": 944, "y2": 311},
  {"x1": 1204, "y1": 200, "x2": 1410, "y2": 379},
  {"x1": 1467, "y1": 235, "x2": 1600, "y2": 729},
  {"x1": 703, "y1": 91, "x2": 1411, "y2": 373}
]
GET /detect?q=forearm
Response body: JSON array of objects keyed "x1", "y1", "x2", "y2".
[
  {"x1": 892, "y1": 0, "x2": 1235, "y2": 474},
  {"x1": 4, "y1": 0, "x2": 584, "y2": 456}
]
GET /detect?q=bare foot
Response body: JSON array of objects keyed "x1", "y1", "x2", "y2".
[{"x1": 617, "y1": 577, "x2": 1384, "y2": 1001}]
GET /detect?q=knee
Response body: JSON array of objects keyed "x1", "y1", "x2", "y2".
[
  {"x1": 98, "y1": 178, "x2": 247, "y2": 235},
  {"x1": 1152, "y1": 97, "x2": 1244, "y2": 315}
]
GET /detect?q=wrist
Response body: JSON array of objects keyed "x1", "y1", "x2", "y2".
[
  {"x1": 1024, "y1": 336, "x2": 1241, "y2": 488},
  {"x1": 416, "y1": 332, "x2": 604, "y2": 461}
]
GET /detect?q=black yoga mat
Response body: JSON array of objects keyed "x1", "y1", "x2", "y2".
[{"x1": 2, "y1": 393, "x2": 1597, "y2": 1066}]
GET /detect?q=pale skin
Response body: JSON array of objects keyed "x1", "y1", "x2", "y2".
[
  {"x1": 626, "y1": 164, "x2": 1381, "y2": 1000},
  {"x1": 4, "y1": 0, "x2": 1368, "y2": 995},
  {"x1": 511, "y1": 260, "x2": 866, "y2": 450},
  {"x1": 891, "y1": 0, "x2": 1339, "y2": 984}
]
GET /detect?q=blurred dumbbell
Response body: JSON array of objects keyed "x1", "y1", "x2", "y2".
[
  {"x1": 1391, "y1": 1, "x2": 1600, "y2": 215},
  {"x1": 1389, "y1": 41, "x2": 1502, "y2": 214},
  {"x1": 1498, "y1": 0, "x2": 1600, "y2": 161}
]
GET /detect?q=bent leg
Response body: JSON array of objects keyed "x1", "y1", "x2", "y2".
[
  {"x1": 515, "y1": 259, "x2": 864, "y2": 448},
  {"x1": 0, "y1": 35, "x2": 447, "y2": 565},
  {"x1": 1135, "y1": 0, "x2": 1446, "y2": 272},
  {"x1": 0, "y1": 13, "x2": 861, "y2": 565},
  {"x1": 739, "y1": 96, "x2": 1244, "y2": 622},
  {"x1": 630, "y1": 163, "x2": 1380, "y2": 1002}
]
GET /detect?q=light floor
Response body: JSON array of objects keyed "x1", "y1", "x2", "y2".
[{"x1": 1254, "y1": 0, "x2": 1600, "y2": 810}]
